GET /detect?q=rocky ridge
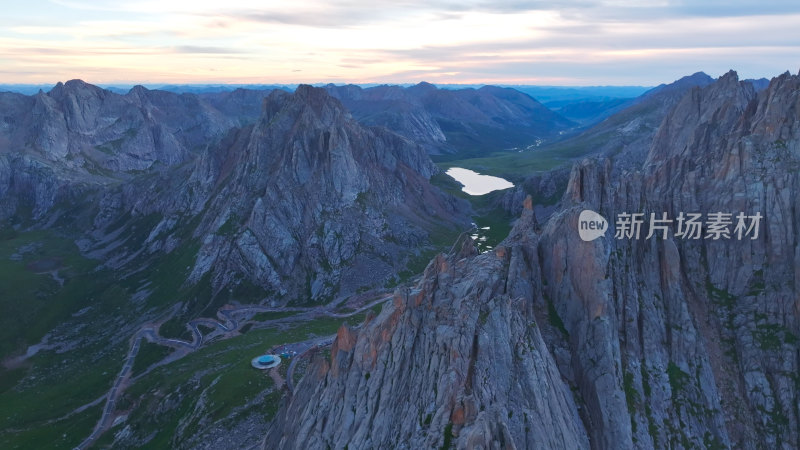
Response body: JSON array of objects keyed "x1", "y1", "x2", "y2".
[
  {"x1": 325, "y1": 82, "x2": 576, "y2": 156},
  {"x1": 1, "y1": 81, "x2": 471, "y2": 306},
  {"x1": 0, "y1": 80, "x2": 273, "y2": 222},
  {"x1": 499, "y1": 72, "x2": 717, "y2": 221},
  {"x1": 266, "y1": 71, "x2": 800, "y2": 448},
  {"x1": 70, "y1": 85, "x2": 470, "y2": 304},
  {"x1": 177, "y1": 85, "x2": 470, "y2": 301}
]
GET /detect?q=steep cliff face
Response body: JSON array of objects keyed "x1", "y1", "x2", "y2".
[
  {"x1": 268, "y1": 71, "x2": 800, "y2": 448},
  {"x1": 500, "y1": 72, "x2": 715, "y2": 221},
  {"x1": 1, "y1": 82, "x2": 469, "y2": 303},
  {"x1": 266, "y1": 217, "x2": 590, "y2": 449},
  {"x1": 186, "y1": 85, "x2": 469, "y2": 301},
  {"x1": 0, "y1": 80, "x2": 266, "y2": 221},
  {"x1": 83, "y1": 85, "x2": 470, "y2": 304},
  {"x1": 2, "y1": 80, "x2": 234, "y2": 171}
]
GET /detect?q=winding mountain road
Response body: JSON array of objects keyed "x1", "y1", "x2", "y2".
[{"x1": 74, "y1": 294, "x2": 391, "y2": 450}]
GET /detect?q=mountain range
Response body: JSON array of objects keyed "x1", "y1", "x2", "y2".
[
  {"x1": 1, "y1": 70, "x2": 798, "y2": 449},
  {"x1": 267, "y1": 70, "x2": 800, "y2": 449},
  {"x1": 324, "y1": 82, "x2": 577, "y2": 157}
]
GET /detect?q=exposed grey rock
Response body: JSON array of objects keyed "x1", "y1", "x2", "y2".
[
  {"x1": 499, "y1": 72, "x2": 716, "y2": 220},
  {"x1": 1, "y1": 81, "x2": 471, "y2": 305},
  {"x1": 500, "y1": 166, "x2": 571, "y2": 221},
  {"x1": 269, "y1": 71, "x2": 800, "y2": 449},
  {"x1": 63, "y1": 85, "x2": 471, "y2": 303},
  {"x1": 167, "y1": 85, "x2": 470, "y2": 301},
  {"x1": 267, "y1": 235, "x2": 590, "y2": 449}
]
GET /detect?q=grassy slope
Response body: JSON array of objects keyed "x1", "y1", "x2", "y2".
[
  {"x1": 0, "y1": 222, "x2": 377, "y2": 449},
  {"x1": 0, "y1": 229, "x2": 131, "y2": 448},
  {"x1": 0, "y1": 230, "x2": 96, "y2": 358},
  {"x1": 429, "y1": 172, "x2": 513, "y2": 252},
  {"x1": 434, "y1": 150, "x2": 565, "y2": 180},
  {"x1": 433, "y1": 99, "x2": 658, "y2": 181},
  {"x1": 101, "y1": 310, "x2": 377, "y2": 448},
  {"x1": 0, "y1": 211, "x2": 268, "y2": 448},
  {"x1": 0, "y1": 167, "x2": 456, "y2": 448}
]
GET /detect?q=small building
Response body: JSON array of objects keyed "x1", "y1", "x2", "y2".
[{"x1": 251, "y1": 354, "x2": 281, "y2": 370}]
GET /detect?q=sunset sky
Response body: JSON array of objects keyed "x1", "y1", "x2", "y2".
[{"x1": 2, "y1": 0, "x2": 799, "y2": 86}]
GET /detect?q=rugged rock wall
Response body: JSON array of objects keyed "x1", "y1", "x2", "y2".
[
  {"x1": 266, "y1": 212, "x2": 590, "y2": 449},
  {"x1": 1, "y1": 80, "x2": 237, "y2": 171},
  {"x1": 267, "y1": 71, "x2": 800, "y2": 448},
  {"x1": 0, "y1": 80, "x2": 266, "y2": 221},
  {"x1": 178, "y1": 85, "x2": 470, "y2": 301},
  {"x1": 74, "y1": 85, "x2": 471, "y2": 303},
  {"x1": 1, "y1": 82, "x2": 471, "y2": 304}
]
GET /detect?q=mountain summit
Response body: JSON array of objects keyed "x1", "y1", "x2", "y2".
[
  {"x1": 266, "y1": 71, "x2": 800, "y2": 449},
  {"x1": 169, "y1": 85, "x2": 469, "y2": 301}
]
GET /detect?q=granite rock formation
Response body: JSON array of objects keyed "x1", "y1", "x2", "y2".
[
  {"x1": 0, "y1": 82, "x2": 471, "y2": 304},
  {"x1": 500, "y1": 73, "x2": 717, "y2": 222},
  {"x1": 267, "y1": 71, "x2": 800, "y2": 449}
]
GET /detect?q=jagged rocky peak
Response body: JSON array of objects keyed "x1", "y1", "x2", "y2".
[
  {"x1": 646, "y1": 68, "x2": 800, "y2": 180},
  {"x1": 406, "y1": 80, "x2": 438, "y2": 94},
  {"x1": 294, "y1": 83, "x2": 337, "y2": 105},
  {"x1": 749, "y1": 70, "x2": 800, "y2": 140},
  {"x1": 124, "y1": 84, "x2": 151, "y2": 99},
  {"x1": 268, "y1": 71, "x2": 800, "y2": 448},
  {"x1": 0, "y1": 79, "x2": 251, "y2": 175},
  {"x1": 48, "y1": 78, "x2": 106, "y2": 98},
  {"x1": 46, "y1": 79, "x2": 124, "y2": 137},
  {"x1": 541, "y1": 71, "x2": 800, "y2": 448},
  {"x1": 262, "y1": 84, "x2": 350, "y2": 130},
  {"x1": 266, "y1": 241, "x2": 590, "y2": 449},
  {"x1": 0, "y1": 77, "x2": 469, "y2": 307},
  {"x1": 169, "y1": 82, "x2": 467, "y2": 302},
  {"x1": 645, "y1": 70, "x2": 755, "y2": 167}
]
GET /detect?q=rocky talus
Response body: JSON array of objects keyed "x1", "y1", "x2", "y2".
[{"x1": 266, "y1": 71, "x2": 800, "y2": 449}]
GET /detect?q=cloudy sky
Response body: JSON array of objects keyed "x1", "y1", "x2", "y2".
[{"x1": 1, "y1": 0, "x2": 799, "y2": 86}]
